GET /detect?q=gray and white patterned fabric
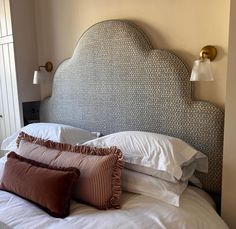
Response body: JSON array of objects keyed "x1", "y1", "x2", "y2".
[{"x1": 41, "y1": 20, "x2": 224, "y2": 194}]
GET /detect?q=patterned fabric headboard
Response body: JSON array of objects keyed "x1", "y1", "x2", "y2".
[{"x1": 41, "y1": 20, "x2": 224, "y2": 194}]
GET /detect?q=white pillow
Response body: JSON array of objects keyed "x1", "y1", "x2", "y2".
[
  {"x1": 1, "y1": 123, "x2": 100, "y2": 151},
  {"x1": 125, "y1": 159, "x2": 198, "y2": 183},
  {"x1": 84, "y1": 131, "x2": 208, "y2": 183},
  {"x1": 122, "y1": 169, "x2": 187, "y2": 207},
  {"x1": 0, "y1": 156, "x2": 7, "y2": 182}
]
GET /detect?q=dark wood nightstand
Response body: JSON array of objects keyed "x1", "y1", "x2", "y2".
[{"x1": 0, "y1": 150, "x2": 8, "y2": 158}]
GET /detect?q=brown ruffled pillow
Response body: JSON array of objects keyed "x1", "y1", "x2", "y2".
[
  {"x1": 0, "y1": 152, "x2": 79, "y2": 218},
  {"x1": 16, "y1": 132, "x2": 124, "y2": 209}
]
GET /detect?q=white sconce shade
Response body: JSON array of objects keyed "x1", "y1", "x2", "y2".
[
  {"x1": 33, "y1": 71, "x2": 40, "y2": 84},
  {"x1": 33, "y1": 70, "x2": 52, "y2": 84},
  {"x1": 190, "y1": 58, "x2": 214, "y2": 81},
  {"x1": 33, "y1": 61, "x2": 53, "y2": 85}
]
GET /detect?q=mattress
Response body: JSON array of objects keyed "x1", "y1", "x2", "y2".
[{"x1": 0, "y1": 157, "x2": 228, "y2": 229}]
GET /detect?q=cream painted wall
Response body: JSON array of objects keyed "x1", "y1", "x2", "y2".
[
  {"x1": 9, "y1": 0, "x2": 40, "y2": 125},
  {"x1": 34, "y1": 0, "x2": 230, "y2": 107},
  {"x1": 11, "y1": 0, "x2": 40, "y2": 103},
  {"x1": 221, "y1": 1, "x2": 236, "y2": 228}
]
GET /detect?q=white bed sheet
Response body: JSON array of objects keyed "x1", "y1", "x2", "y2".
[{"x1": 0, "y1": 157, "x2": 228, "y2": 229}]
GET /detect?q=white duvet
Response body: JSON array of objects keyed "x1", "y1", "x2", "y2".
[{"x1": 0, "y1": 157, "x2": 228, "y2": 229}]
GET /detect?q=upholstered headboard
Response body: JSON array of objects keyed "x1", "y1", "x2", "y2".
[{"x1": 41, "y1": 20, "x2": 224, "y2": 195}]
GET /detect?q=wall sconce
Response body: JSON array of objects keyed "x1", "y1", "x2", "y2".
[
  {"x1": 190, "y1": 45, "x2": 217, "y2": 81},
  {"x1": 33, "y1": 61, "x2": 53, "y2": 84}
]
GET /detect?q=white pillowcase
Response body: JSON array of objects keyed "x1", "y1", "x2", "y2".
[
  {"x1": 1, "y1": 123, "x2": 100, "y2": 151},
  {"x1": 125, "y1": 160, "x2": 199, "y2": 183},
  {"x1": 122, "y1": 169, "x2": 187, "y2": 207},
  {"x1": 84, "y1": 131, "x2": 208, "y2": 183},
  {"x1": 0, "y1": 156, "x2": 7, "y2": 182}
]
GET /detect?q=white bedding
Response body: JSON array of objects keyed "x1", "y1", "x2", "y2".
[{"x1": 0, "y1": 157, "x2": 228, "y2": 229}]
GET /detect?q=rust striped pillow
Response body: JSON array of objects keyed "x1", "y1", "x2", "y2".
[{"x1": 16, "y1": 132, "x2": 124, "y2": 209}]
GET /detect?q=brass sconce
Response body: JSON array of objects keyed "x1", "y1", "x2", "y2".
[
  {"x1": 33, "y1": 61, "x2": 53, "y2": 84},
  {"x1": 190, "y1": 45, "x2": 217, "y2": 81}
]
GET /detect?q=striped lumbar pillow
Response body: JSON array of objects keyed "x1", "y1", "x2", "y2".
[{"x1": 16, "y1": 132, "x2": 124, "y2": 210}]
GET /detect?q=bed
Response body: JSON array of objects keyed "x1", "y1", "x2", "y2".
[{"x1": 0, "y1": 20, "x2": 228, "y2": 228}]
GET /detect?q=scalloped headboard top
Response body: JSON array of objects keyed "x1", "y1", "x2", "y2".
[{"x1": 41, "y1": 20, "x2": 224, "y2": 194}]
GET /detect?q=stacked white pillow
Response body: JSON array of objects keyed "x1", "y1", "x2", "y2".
[
  {"x1": 122, "y1": 169, "x2": 187, "y2": 207},
  {"x1": 84, "y1": 131, "x2": 208, "y2": 207}
]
